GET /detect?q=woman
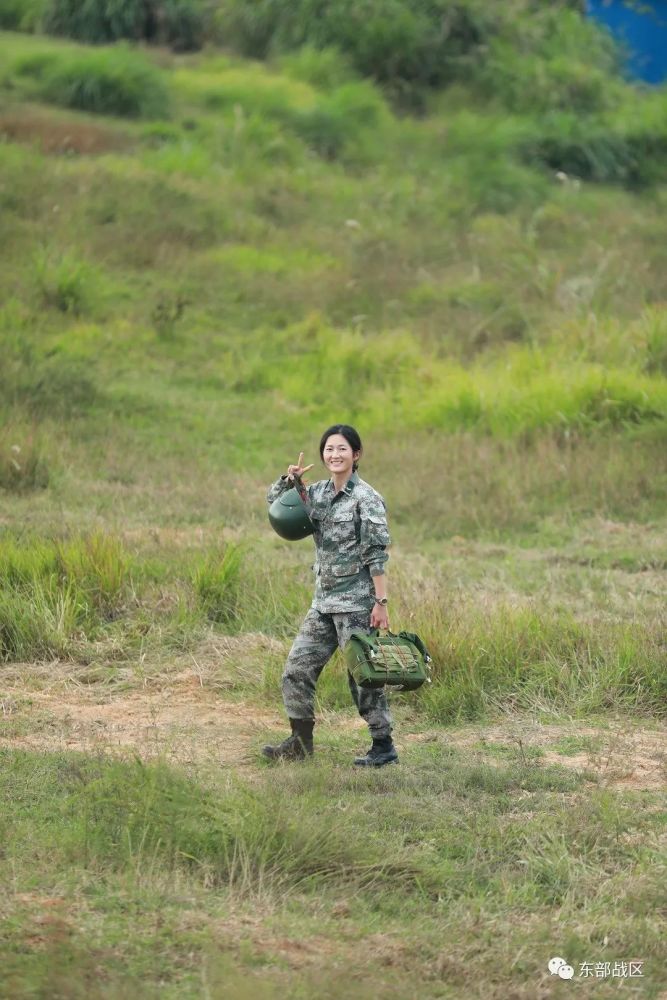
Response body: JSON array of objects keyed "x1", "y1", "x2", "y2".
[{"x1": 263, "y1": 424, "x2": 398, "y2": 767}]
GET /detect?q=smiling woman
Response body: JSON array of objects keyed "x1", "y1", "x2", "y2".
[{"x1": 262, "y1": 423, "x2": 398, "y2": 767}]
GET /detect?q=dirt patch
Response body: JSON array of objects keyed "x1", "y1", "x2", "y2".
[
  {"x1": 420, "y1": 720, "x2": 667, "y2": 791},
  {"x1": 0, "y1": 676, "x2": 283, "y2": 768},
  {"x1": 542, "y1": 732, "x2": 667, "y2": 791},
  {"x1": 1, "y1": 665, "x2": 665, "y2": 789},
  {"x1": 0, "y1": 112, "x2": 131, "y2": 155}
]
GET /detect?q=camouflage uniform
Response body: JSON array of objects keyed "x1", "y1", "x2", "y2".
[{"x1": 267, "y1": 471, "x2": 393, "y2": 737}]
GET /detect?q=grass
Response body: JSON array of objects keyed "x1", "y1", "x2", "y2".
[
  {"x1": 1, "y1": 530, "x2": 664, "y2": 725},
  {"x1": 0, "y1": 745, "x2": 665, "y2": 998},
  {"x1": 0, "y1": 21, "x2": 665, "y2": 1000},
  {"x1": 8, "y1": 43, "x2": 171, "y2": 118},
  {"x1": 0, "y1": 422, "x2": 49, "y2": 492}
]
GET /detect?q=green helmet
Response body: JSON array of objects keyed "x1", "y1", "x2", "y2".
[{"x1": 268, "y1": 488, "x2": 314, "y2": 541}]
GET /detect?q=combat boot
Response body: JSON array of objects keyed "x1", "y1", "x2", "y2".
[
  {"x1": 262, "y1": 718, "x2": 314, "y2": 761},
  {"x1": 354, "y1": 735, "x2": 398, "y2": 767}
]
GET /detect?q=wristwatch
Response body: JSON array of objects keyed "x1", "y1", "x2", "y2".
[{"x1": 375, "y1": 597, "x2": 388, "y2": 606}]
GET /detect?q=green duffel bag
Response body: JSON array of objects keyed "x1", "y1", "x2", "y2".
[{"x1": 345, "y1": 629, "x2": 432, "y2": 691}]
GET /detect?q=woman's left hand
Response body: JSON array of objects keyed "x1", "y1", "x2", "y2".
[{"x1": 371, "y1": 603, "x2": 390, "y2": 630}]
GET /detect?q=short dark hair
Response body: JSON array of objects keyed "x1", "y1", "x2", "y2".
[{"x1": 319, "y1": 424, "x2": 363, "y2": 471}]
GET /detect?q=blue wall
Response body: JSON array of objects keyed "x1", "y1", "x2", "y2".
[{"x1": 587, "y1": 0, "x2": 667, "y2": 83}]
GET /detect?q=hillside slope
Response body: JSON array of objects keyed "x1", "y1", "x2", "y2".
[{"x1": 1, "y1": 28, "x2": 666, "y2": 537}]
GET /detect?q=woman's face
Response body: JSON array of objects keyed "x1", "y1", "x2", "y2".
[{"x1": 322, "y1": 434, "x2": 359, "y2": 478}]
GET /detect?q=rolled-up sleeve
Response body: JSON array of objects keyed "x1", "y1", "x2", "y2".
[
  {"x1": 266, "y1": 474, "x2": 315, "y2": 515},
  {"x1": 267, "y1": 475, "x2": 291, "y2": 504},
  {"x1": 359, "y1": 497, "x2": 390, "y2": 577}
]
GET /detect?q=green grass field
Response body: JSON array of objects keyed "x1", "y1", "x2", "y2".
[{"x1": 0, "y1": 13, "x2": 666, "y2": 999}]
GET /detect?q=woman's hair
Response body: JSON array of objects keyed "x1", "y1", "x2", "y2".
[{"x1": 319, "y1": 424, "x2": 363, "y2": 471}]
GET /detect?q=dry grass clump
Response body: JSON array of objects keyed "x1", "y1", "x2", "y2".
[
  {"x1": 0, "y1": 109, "x2": 131, "y2": 154},
  {"x1": 0, "y1": 425, "x2": 49, "y2": 494}
]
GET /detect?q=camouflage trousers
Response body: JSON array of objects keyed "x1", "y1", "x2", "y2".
[{"x1": 282, "y1": 607, "x2": 393, "y2": 738}]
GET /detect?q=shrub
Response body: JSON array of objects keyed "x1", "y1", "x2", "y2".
[
  {"x1": 45, "y1": 0, "x2": 148, "y2": 43},
  {"x1": 477, "y1": 43, "x2": 617, "y2": 116},
  {"x1": 519, "y1": 92, "x2": 667, "y2": 188},
  {"x1": 0, "y1": 0, "x2": 47, "y2": 30},
  {"x1": 214, "y1": 0, "x2": 622, "y2": 110},
  {"x1": 34, "y1": 250, "x2": 97, "y2": 315},
  {"x1": 278, "y1": 45, "x2": 354, "y2": 91},
  {"x1": 290, "y1": 81, "x2": 387, "y2": 159},
  {"x1": 214, "y1": 0, "x2": 498, "y2": 104},
  {"x1": 10, "y1": 49, "x2": 60, "y2": 81},
  {"x1": 16, "y1": 45, "x2": 171, "y2": 119},
  {"x1": 471, "y1": 9, "x2": 620, "y2": 115},
  {"x1": 44, "y1": 0, "x2": 206, "y2": 49},
  {"x1": 177, "y1": 64, "x2": 386, "y2": 161},
  {"x1": 159, "y1": 0, "x2": 206, "y2": 51}
]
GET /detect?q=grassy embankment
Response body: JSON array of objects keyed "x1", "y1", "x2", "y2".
[{"x1": 0, "y1": 15, "x2": 666, "y2": 999}]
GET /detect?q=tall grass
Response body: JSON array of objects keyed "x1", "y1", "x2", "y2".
[
  {"x1": 243, "y1": 318, "x2": 667, "y2": 436},
  {"x1": 11, "y1": 44, "x2": 170, "y2": 118},
  {"x1": 0, "y1": 534, "x2": 133, "y2": 660},
  {"x1": 192, "y1": 543, "x2": 243, "y2": 625},
  {"x1": 4, "y1": 531, "x2": 664, "y2": 726},
  {"x1": 175, "y1": 64, "x2": 387, "y2": 160},
  {"x1": 0, "y1": 424, "x2": 49, "y2": 493},
  {"x1": 409, "y1": 601, "x2": 667, "y2": 721}
]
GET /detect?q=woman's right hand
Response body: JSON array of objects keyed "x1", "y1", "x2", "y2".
[{"x1": 287, "y1": 452, "x2": 314, "y2": 481}]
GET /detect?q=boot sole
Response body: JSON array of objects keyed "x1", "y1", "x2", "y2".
[{"x1": 353, "y1": 757, "x2": 399, "y2": 767}]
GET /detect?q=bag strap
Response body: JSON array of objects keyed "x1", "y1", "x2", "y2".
[{"x1": 347, "y1": 630, "x2": 378, "y2": 652}]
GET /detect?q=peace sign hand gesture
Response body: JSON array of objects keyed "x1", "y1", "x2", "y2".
[{"x1": 286, "y1": 452, "x2": 314, "y2": 482}]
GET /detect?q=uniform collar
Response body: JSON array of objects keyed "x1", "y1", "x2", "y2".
[
  {"x1": 344, "y1": 471, "x2": 359, "y2": 494},
  {"x1": 328, "y1": 470, "x2": 359, "y2": 497}
]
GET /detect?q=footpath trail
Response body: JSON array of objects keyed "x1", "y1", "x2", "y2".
[{"x1": 1, "y1": 663, "x2": 665, "y2": 790}]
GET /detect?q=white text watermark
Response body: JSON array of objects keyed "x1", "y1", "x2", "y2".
[{"x1": 548, "y1": 957, "x2": 644, "y2": 980}]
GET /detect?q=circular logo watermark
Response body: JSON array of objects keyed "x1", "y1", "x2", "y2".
[{"x1": 548, "y1": 957, "x2": 574, "y2": 980}]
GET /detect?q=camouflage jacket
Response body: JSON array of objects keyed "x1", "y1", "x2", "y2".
[{"x1": 267, "y1": 471, "x2": 390, "y2": 613}]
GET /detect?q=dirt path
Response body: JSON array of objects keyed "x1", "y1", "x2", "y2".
[
  {"x1": 0, "y1": 674, "x2": 284, "y2": 769},
  {"x1": 1, "y1": 666, "x2": 665, "y2": 789}
]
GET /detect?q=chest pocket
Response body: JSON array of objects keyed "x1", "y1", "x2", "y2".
[
  {"x1": 309, "y1": 509, "x2": 326, "y2": 536},
  {"x1": 330, "y1": 509, "x2": 358, "y2": 551}
]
